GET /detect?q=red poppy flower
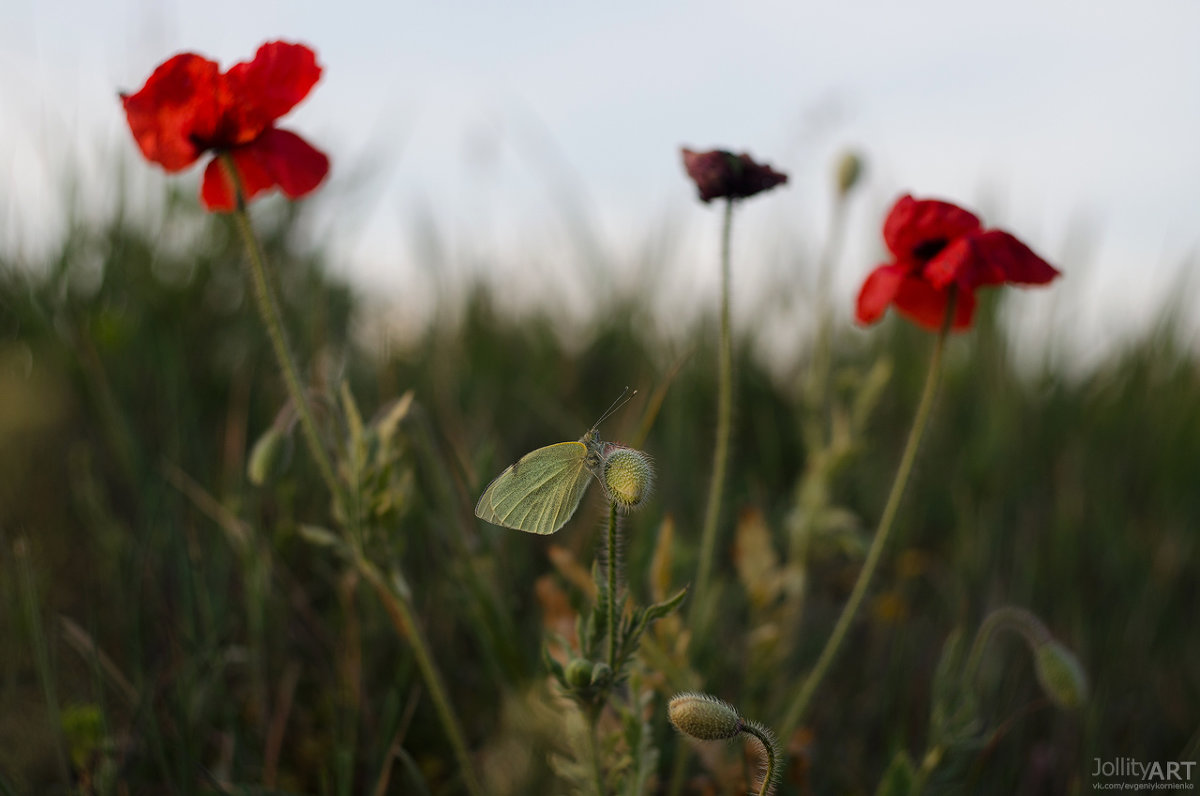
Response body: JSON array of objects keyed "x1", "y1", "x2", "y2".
[
  {"x1": 121, "y1": 41, "x2": 330, "y2": 212},
  {"x1": 682, "y1": 148, "x2": 788, "y2": 203},
  {"x1": 856, "y1": 195, "x2": 1060, "y2": 330}
]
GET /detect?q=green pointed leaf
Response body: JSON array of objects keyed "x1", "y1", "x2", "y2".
[
  {"x1": 875, "y1": 750, "x2": 917, "y2": 796},
  {"x1": 297, "y1": 524, "x2": 346, "y2": 555}
]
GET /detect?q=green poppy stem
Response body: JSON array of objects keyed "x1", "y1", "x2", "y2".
[
  {"x1": 741, "y1": 721, "x2": 780, "y2": 796},
  {"x1": 693, "y1": 197, "x2": 735, "y2": 627},
  {"x1": 607, "y1": 500, "x2": 620, "y2": 672},
  {"x1": 780, "y1": 289, "x2": 957, "y2": 737},
  {"x1": 222, "y1": 156, "x2": 342, "y2": 506},
  {"x1": 221, "y1": 156, "x2": 485, "y2": 796}
]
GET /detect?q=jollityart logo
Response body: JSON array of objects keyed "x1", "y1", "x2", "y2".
[{"x1": 1092, "y1": 757, "x2": 1196, "y2": 790}]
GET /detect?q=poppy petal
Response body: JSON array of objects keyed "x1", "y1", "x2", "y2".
[
  {"x1": 883, "y1": 195, "x2": 982, "y2": 262},
  {"x1": 200, "y1": 147, "x2": 275, "y2": 212},
  {"x1": 681, "y1": 147, "x2": 787, "y2": 203},
  {"x1": 222, "y1": 42, "x2": 322, "y2": 139},
  {"x1": 974, "y1": 230, "x2": 1061, "y2": 284},
  {"x1": 894, "y1": 277, "x2": 976, "y2": 330},
  {"x1": 254, "y1": 128, "x2": 330, "y2": 198},
  {"x1": 855, "y1": 263, "x2": 907, "y2": 325},
  {"x1": 121, "y1": 53, "x2": 221, "y2": 171},
  {"x1": 924, "y1": 235, "x2": 1007, "y2": 290}
]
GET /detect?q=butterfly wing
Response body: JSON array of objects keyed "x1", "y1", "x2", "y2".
[{"x1": 475, "y1": 441, "x2": 594, "y2": 534}]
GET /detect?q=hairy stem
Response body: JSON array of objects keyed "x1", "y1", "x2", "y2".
[
  {"x1": 741, "y1": 721, "x2": 781, "y2": 796},
  {"x1": 964, "y1": 605, "x2": 1052, "y2": 684},
  {"x1": 781, "y1": 289, "x2": 957, "y2": 736},
  {"x1": 693, "y1": 197, "x2": 735, "y2": 626},
  {"x1": 607, "y1": 500, "x2": 620, "y2": 672},
  {"x1": 222, "y1": 155, "x2": 342, "y2": 505},
  {"x1": 222, "y1": 158, "x2": 482, "y2": 795}
]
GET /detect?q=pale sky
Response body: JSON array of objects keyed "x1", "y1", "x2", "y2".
[{"x1": 4, "y1": 0, "x2": 1199, "y2": 362}]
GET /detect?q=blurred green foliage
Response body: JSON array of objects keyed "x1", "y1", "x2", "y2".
[{"x1": 0, "y1": 183, "x2": 1197, "y2": 795}]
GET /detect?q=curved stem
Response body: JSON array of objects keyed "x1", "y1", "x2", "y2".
[
  {"x1": 780, "y1": 289, "x2": 958, "y2": 736},
  {"x1": 222, "y1": 155, "x2": 342, "y2": 506},
  {"x1": 741, "y1": 721, "x2": 780, "y2": 796},
  {"x1": 963, "y1": 605, "x2": 1052, "y2": 685},
  {"x1": 607, "y1": 500, "x2": 620, "y2": 672},
  {"x1": 693, "y1": 198, "x2": 735, "y2": 625}
]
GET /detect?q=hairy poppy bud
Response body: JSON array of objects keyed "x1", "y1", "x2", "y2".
[
  {"x1": 1034, "y1": 640, "x2": 1089, "y2": 709},
  {"x1": 603, "y1": 447, "x2": 654, "y2": 510},
  {"x1": 668, "y1": 693, "x2": 743, "y2": 741}
]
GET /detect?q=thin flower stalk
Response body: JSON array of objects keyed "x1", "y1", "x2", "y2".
[
  {"x1": 607, "y1": 500, "x2": 620, "y2": 672},
  {"x1": 224, "y1": 159, "x2": 484, "y2": 796},
  {"x1": 780, "y1": 289, "x2": 958, "y2": 737},
  {"x1": 693, "y1": 197, "x2": 735, "y2": 623},
  {"x1": 224, "y1": 156, "x2": 342, "y2": 503}
]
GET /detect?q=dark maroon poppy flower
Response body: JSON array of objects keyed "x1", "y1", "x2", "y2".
[
  {"x1": 681, "y1": 148, "x2": 788, "y2": 203},
  {"x1": 121, "y1": 41, "x2": 329, "y2": 212},
  {"x1": 856, "y1": 195, "x2": 1060, "y2": 330}
]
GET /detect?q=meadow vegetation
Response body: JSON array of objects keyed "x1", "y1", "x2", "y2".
[{"x1": 1, "y1": 169, "x2": 1197, "y2": 794}]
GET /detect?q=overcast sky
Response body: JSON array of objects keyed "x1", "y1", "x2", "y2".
[{"x1": 4, "y1": 0, "x2": 1199, "y2": 359}]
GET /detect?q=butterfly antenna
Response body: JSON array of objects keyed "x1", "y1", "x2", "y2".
[{"x1": 592, "y1": 386, "x2": 638, "y2": 430}]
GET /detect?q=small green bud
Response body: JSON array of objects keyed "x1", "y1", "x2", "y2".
[
  {"x1": 603, "y1": 447, "x2": 654, "y2": 510},
  {"x1": 1034, "y1": 640, "x2": 1089, "y2": 709},
  {"x1": 835, "y1": 151, "x2": 864, "y2": 196},
  {"x1": 564, "y1": 658, "x2": 595, "y2": 689},
  {"x1": 668, "y1": 692, "x2": 743, "y2": 741},
  {"x1": 247, "y1": 426, "x2": 294, "y2": 486}
]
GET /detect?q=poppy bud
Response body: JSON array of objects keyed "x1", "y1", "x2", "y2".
[
  {"x1": 564, "y1": 658, "x2": 595, "y2": 689},
  {"x1": 835, "y1": 151, "x2": 864, "y2": 197},
  {"x1": 1034, "y1": 640, "x2": 1089, "y2": 709},
  {"x1": 603, "y1": 447, "x2": 654, "y2": 510},
  {"x1": 668, "y1": 693, "x2": 743, "y2": 741}
]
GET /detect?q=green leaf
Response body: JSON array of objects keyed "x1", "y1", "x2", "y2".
[
  {"x1": 297, "y1": 524, "x2": 346, "y2": 553},
  {"x1": 875, "y1": 750, "x2": 917, "y2": 796},
  {"x1": 929, "y1": 628, "x2": 979, "y2": 744}
]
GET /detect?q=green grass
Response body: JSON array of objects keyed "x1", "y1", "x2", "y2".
[{"x1": 0, "y1": 180, "x2": 1196, "y2": 794}]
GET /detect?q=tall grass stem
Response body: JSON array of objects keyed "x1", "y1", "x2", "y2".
[
  {"x1": 357, "y1": 557, "x2": 486, "y2": 796},
  {"x1": 15, "y1": 539, "x2": 71, "y2": 785}
]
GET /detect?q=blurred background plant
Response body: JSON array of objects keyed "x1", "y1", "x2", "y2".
[{"x1": 1, "y1": 146, "x2": 1198, "y2": 794}]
